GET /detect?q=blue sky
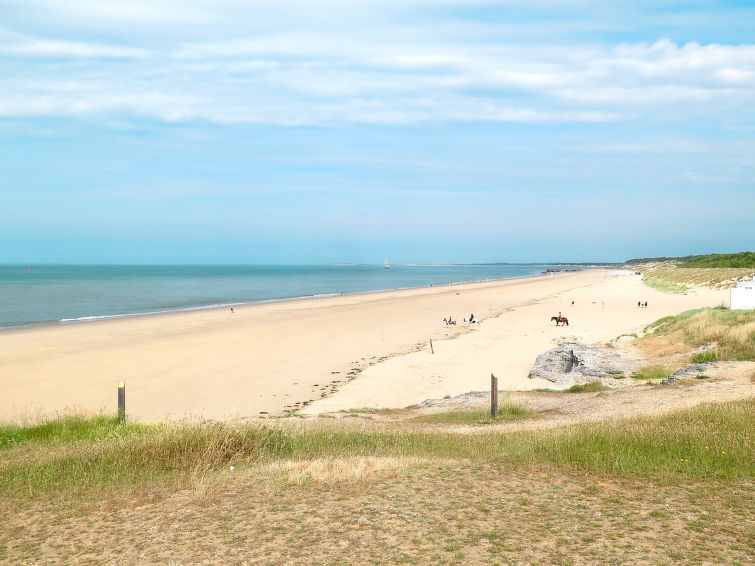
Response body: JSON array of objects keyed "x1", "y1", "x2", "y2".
[{"x1": 1, "y1": 0, "x2": 753, "y2": 264}]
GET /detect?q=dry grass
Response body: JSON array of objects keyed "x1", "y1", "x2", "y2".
[
  {"x1": 643, "y1": 307, "x2": 755, "y2": 363},
  {"x1": 2, "y1": 398, "x2": 753, "y2": 565},
  {"x1": 266, "y1": 456, "x2": 428, "y2": 484},
  {"x1": 2, "y1": 461, "x2": 752, "y2": 565},
  {"x1": 635, "y1": 262, "x2": 754, "y2": 291}
]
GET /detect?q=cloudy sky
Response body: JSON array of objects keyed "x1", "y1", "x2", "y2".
[{"x1": 1, "y1": 0, "x2": 753, "y2": 264}]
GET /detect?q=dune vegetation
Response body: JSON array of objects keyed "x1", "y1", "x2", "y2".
[
  {"x1": 679, "y1": 251, "x2": 755, "y2": 269},
  {"x1": 1, "y1": 398, "x2": 753, "y2": 565},
  {"x1": 643, "y1": 307, "x2": 755, "y2": 363},
  {"x1": 638, "y1": 263, "x2": 753, "y2": 291},
  {"x1": 1, "y1": 398, "x2": 752, "y2": 496},
  {"x1": 627, "y1": 252, "x2": 755, "y2": 292}
]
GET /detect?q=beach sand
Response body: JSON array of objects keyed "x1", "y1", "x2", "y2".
[{"x1": 0, "y1": 270, "x2": 730, "y2": 422}]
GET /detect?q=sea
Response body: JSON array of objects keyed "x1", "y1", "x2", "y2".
[{"x1": 0, "y1": 264, "x2": 565, "y2": 330}]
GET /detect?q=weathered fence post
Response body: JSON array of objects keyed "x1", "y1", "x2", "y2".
[
  {"x1": 429, "y1": 339, "x2": 434, "y2": 354},
  {"x1": 491, "y1": 373, "x2": 498, "y2": 419},
  {"x1": 117, "y1": 381, "x2": 125, "y2": 421}
]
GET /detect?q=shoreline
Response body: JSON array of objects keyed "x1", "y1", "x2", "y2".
[
  {"x1": 0, "y1": 269, "x2": 729, "y2": 423},
  {"x1": 0, "y1": 268, "x2": 567, "y2": 333}
]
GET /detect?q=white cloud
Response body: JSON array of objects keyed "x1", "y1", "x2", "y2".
[
  {"x1": 0, "y1": 0, "x2": 754, "y2": 127},
  {"x1": 3, "y1": 38, "x2": 148, "y2": 58}
]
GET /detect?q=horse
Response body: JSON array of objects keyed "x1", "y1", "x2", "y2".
[{"x1": 551, "y1": 316, "x2": 569, "y2": 326}]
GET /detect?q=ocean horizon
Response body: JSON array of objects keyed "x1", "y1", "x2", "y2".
[{"x1": 0, "y1": 263, "x2": 587, "y2": 330}]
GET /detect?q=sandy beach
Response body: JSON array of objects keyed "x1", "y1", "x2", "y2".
[{"x1": 0, "y1": 270, "x2": 730, "y2": 422}]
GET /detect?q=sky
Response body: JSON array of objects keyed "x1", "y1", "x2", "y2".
[{"x1": 1, "y1": 0, "x2": 753, "y2": 264}]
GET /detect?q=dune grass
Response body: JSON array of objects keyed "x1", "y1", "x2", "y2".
[
  {"x1": 631, "y1": 364, "x2": 675, "y2": 380},
  {"x1": 411, "y1": 403, "x2": 537, "y2": 425},
  {"x1": 637, "y1": 262, "x2": 753, "y2": 290},
  {"x1": 565, "y1": 381, "x2": 610, "y2": 392},
  {"x1": 1, "y1": 398, "x2": 752, "y2": 499},
  {"x1": 644, "y1": 307, "x2": 755, "y2": 362},
  {"x1": 642, "y1": 275, "x2": 690, "y2": 294},
  {"x1": 0, "y1": 415, "x2": 151, "y2": 449}
]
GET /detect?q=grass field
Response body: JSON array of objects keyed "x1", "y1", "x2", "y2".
[{"x1": 1, "y1": 398, "x2": 753, "y2": 565}]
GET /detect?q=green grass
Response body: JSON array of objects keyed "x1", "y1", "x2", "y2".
[
  {"x1": 641, "y1": 275, "x2": 690, "y2": 294},
  {"x1": 644, "y1": 307, "x2": 755, "y2": 362},
  {"x1": 691, "y1": 351, "x2": 720, "y2": 363},
  {"x1": 0, "y1": 415, "x2": 151, "y2": 449},
  {"x1": 1, "y1": 399, "x2": 752, "y2": 497},
  {"x1": 412, "y1": 404, "x2": 538, "y2": 425},
  {"x1": 678, "y1": 251, "x2": 755, "y2": 269},
  {"x1": 626, "y1": 251, "x2": 755, "y2": 269},
  {"x1": 566, "y1": 382, "x2": 609, "y2": 393},
  {"x1": 631, "y1": 365, "x2": 674, "y2": 380},
  {"x1": 635, "y1": 263, "x2": 753, "y2": 290}
]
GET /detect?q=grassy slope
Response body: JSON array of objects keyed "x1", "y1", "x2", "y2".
[
  {"x1": 637, "y1": 262, "x2": 754, "y2": 292},
  {"x1": 626, "y1": 252, "x2": 754, "y2": 292},
  {"x1": 1, "y1": 400, "x2": 753, "y2": 565},
  {"x1": 644, "y1": 307, "x2": 755, "y2": 363},
  {"x1": 1, "y1": 400, "x2": 752, "y2": 493}
]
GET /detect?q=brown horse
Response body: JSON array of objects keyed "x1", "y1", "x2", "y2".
[{"x1": 551, "y1": 316, "x2": 569, "y2": 326}]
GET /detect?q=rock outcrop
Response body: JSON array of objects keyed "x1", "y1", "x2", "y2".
[
  {"x1": 661, "y1": 362, "x2": 718, "y2": 385},
  {"x1": 528, "y1": 343, "x2": 638, "y2": 389}
]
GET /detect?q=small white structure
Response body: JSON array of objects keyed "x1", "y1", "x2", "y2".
[{"x1": 730, "y1": 279, "x2": 755, "y2": 310}]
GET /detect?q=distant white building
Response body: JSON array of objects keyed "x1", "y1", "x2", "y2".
[{"x1": 730, "y1": 279, "x2": 755, "y2": 310}]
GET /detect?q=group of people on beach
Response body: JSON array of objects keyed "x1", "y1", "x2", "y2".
[
  {"x1": 637, "y1": 301, "x2": 648, "y2": 308},
  {"x1": 443, "y1": 313, "x2": 476, "y2": 325}
]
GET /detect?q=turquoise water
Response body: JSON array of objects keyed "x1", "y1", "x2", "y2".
[{"x1": 0, "y1": 264, "x2": 559, "y2": 329}]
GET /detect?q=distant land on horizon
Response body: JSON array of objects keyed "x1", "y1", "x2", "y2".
[{"x1": 5, "y1": 253, "x2": 753, "y2": 269}]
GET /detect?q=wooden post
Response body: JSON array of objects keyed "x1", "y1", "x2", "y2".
[
  {"x1": 429, "y1": 339, "x2": 434, "y2": 354},
  {"x1": 491, "y1": 373, "x2": 498, "y2": 419},
  {"x1": 117, "y1": 381, "x2": 125, "y2": 421}
]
